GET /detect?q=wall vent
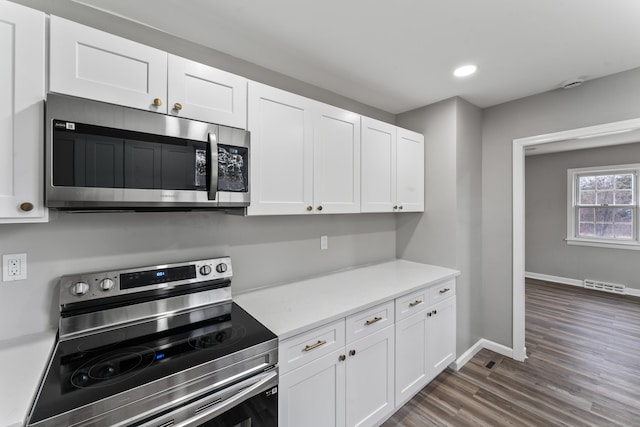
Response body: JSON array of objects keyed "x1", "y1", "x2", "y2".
[{"x1": 583, "y1": 279, "x2": 625, "y2": 294}]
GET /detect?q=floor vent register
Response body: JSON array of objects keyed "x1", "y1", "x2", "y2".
[{"x1": 583, "y1": 279, "x2": 625, "y2": 294}]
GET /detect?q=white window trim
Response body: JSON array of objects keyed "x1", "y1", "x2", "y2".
[{"x1": 566, "y1": 163, "x2": 640, "y2": 249}]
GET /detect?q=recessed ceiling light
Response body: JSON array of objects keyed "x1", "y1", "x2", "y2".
[{"x1": 453, "y1": 64, "x2": 477, "y2": 77}]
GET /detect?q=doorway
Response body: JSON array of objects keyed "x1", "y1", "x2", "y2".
[{"x1": 511, "y1": 118, "x2": 640, "y2": 361}]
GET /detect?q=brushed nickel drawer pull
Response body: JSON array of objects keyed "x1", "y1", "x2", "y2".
[
  {"x1": 439, "y1": 288, "x2": 451, "y2": 294},
  {"x1": 365, "y1": 316, "x2": 382, "y2": 326},
  {"x1": 409, "y1": 300, "x2": 423, "y2": 307},
  {"x1": 304, "y1": 340, "x2": 327, "y2": 352}
]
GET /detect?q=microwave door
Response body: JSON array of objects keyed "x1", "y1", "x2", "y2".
[{"x1": 208, "y1": 132, "x2": 218, "y2": 201}]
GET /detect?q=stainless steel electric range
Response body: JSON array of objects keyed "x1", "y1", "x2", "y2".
[{"x1": 26, "y1": 257, "x2": 278, "y2": 427}]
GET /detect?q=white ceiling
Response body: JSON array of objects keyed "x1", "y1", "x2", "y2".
[{"x1": 73, "y1": 0, "x2": 640, "y2": 114}]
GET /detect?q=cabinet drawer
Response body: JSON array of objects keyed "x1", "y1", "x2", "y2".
[
  {"x1": 279, "y1": 319, "x2": 345, "y2": 375},
  {"x1": 429, "y1": 279, "x2": 456, "y2": 304},
  {"x1": 395, "y1": 288, "x2": 429, "y2": 321},
  {"x1": 346, "y1": 301, "x2": 394, "y2": 343}
]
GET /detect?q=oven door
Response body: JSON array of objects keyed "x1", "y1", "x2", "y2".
[{"x1": 138, "y1": 370, "x2": 277, "y2": 427}]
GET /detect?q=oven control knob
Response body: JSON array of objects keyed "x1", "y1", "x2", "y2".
[
  {"x1": 71, "y1": 281, "x2": 89, "y2": 296},
  {"x1": 215, "y1": 263, "x2": 228, "y2": 274},
  {"x1": 99, "y1": 278, "x2": 115, "y2": 292},
  {"x1": 199, "y1": 265, "x2": 212, "y2": 276}
]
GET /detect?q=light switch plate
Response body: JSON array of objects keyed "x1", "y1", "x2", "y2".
[{"x1": 2, "y1": 253, "x2": 27, "y2": 281}]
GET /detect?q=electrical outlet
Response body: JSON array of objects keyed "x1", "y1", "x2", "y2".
[
  {"x1": 3, "y1": 253, "x2": 27, "y2": 281},
  {"x1": 320, "y1": 235, "x2": 328, "y2": 250}
]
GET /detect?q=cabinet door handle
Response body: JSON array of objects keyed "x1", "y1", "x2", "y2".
[
  {"x1": 338, "y1": 354, "x2": 346, "y2": 362},
  {"x1": 317, "y1": 205, "x2": 323, "y2": 211},
  {"x1": 432, "y1": 310, "x2": 437, "y2": 316},
  {"x1": 306, "y1": 206, "x2": 313, "y2": 211},
  {"x1": 439, "y1": 288, "x2": 451, "y2": 294},
  {"x1": 153, "y1": 98, "x2": 163, "y2": 107},
  {"x1": 409, "y1": 300, "x2": 423, "y2": 307},
  {"x1": 20, "y1": 202, "x2": 34, "y2": 212},
  {"x1": 349, "y1": 349, "x2": 356, "y2": 357},
  {"x1": 365, "y1": 316, "x2": 382, "y2": 326},
  {"x1": 304, "y1": 340, "x2": 327, "y2": 352}
]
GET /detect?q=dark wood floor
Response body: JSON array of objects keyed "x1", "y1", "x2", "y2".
[{"x1": 383, "y1": 279, "x2": 640, "y2": 426}]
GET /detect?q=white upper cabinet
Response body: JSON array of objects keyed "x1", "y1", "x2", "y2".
[
  {"x1": 361, "y1": 117, "x2": 397, "y2": 212},
  {"x1": 247, "y1": 81, "x2": 361, "y2": 215},
  {"x1": 49, "y1": 16, "x2": 168, "y2": 113},
  {"x1": 396, "y1": 128, "x2": 425, "y2": 212},
  {"x1": 167, "y1": 55, "x2": 247, "y2": 128},
  {"x1": 361, "y1": 117, "x2": 424, "y2": 213},
  {"x1": 313, "y1": 104, "x2": 361, "y2": 214},
  {"x1": 49, "y1": 17, "x2": 247, "y2": 128},
  {"x1": 247, "y1": 81, "x2": 314, "y2": 215},
  {"x1": 0, "y1": 1, "x2": 48, "y2": 223}
]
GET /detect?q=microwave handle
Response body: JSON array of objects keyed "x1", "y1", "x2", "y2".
[{"x1": 208, "y1": 132, "x2": 218, "y2": 200}]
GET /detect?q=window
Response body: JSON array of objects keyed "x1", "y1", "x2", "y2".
[{"x1": 567, "y1": 164, "x2": 640, "y2": 249}]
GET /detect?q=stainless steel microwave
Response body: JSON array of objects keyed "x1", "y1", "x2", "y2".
[{"x1": 45, "y1": 94, "x2": 249, "y2": 211}]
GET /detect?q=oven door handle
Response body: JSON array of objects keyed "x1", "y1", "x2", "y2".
[
  {"x1": 208, "y1": 131, "x2": 218, "y2": 201},
  {"x1": 140, "y1": 369, "x2": 278, "y2": 427}
]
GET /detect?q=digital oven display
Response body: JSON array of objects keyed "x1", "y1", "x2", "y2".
[{"x1": 120, "y1": 265, "x2": 196, "y2": 289}]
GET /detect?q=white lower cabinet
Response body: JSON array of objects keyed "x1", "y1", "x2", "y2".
[
  {"x1": 395, "y1": 281, "x2": 457, "y2": 407},
  {"x1": 279, "y1": 349, "x2": 346, "y2": 427},
  {"x1": 395, "y1": 309, "x2": 429, "y2": 405},
  {"x1": 278, "y1": 280, "x2": 455, "y2": 427},
  {"x1": 345, "y1": 326, "x2": 395, "y2": 427},
  {"x1": 279, "y1": 302, "x2": 395, "y2": 427},
  {"x1": 427, "y1": 296, "x2": 457, "y2": 376}
]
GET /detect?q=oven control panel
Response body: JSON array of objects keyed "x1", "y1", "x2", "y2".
[{"x1": 59, "y1": 257, "x2": 232, "y2": 306}]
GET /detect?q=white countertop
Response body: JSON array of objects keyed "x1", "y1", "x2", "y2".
[
  {"x1": 0, "y1": 330, "x2": 56, "y2": 427},
  {"x1": 235, "y1": 259, "x2": 460, "y2": 340}
]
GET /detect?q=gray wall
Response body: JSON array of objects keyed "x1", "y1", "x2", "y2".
[
  {"x1": 526, "y1": 143, "x2": 640, "y2": 290},
  {"x1": 0, "y1": 1, "x2": 397, "y2": 342},
  {"x1": 0, "y1": 212, "x2": 396, "y2": 340},
  {"x1": 396, "y1": 97, "x2": 483, "y2": 355},
  {"x1": 482, "y1": 67, "x2": 640, "y2": 347}
]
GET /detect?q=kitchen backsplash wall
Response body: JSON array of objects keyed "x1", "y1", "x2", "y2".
[{"x1": 0, "y1": 212, "x2": 396, "y2": 341}]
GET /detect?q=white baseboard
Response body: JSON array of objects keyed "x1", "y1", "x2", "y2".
[
  {"x1": 451, "y1": 338, "x2": 514, "y2": 371},
  {"x1": 525, "y1": 272, "x2": 582, "y2": 287},
  {"x1": 526, "y1": 271, "x2": 640, "y2": 297}
]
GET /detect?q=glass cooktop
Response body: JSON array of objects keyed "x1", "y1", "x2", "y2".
[{"x1": 30, "y1": 303, "x2": 276, "y2": 424}]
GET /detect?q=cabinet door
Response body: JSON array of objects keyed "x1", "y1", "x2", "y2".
[
  {"x1": 361, "y1": 117, "x2": 396, "y2": 213},
  {"x1": 313, "y1": 104, "x2": 361, "y2": 214},
  {"x1": 396, "y1": 128, "x2": 424, "y2": 212},
  {"x1": 395, "y1": 312, "x2": 428, "y2": 406},
  {"x1": 247, "y1": 81, "x2": 314, "y2": 215},
  {"x1": 279, "y1": 349, "x2": 346, "y2": 427},
  {"x1": 167, "y1": 55, "x2": 247, "y2": 128},
  {"x1": 346, "y1": 326, "x2": 394, "y2": 427},
  {"x1": 0, "y1": 2, "x2": 47, "y2": 223},
  {"x1": 49, "y1": 16, "x2": 167, "y2": 112},
  {"x1": 427, "y1": 296, "x2": 457, "y2": 380}
]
